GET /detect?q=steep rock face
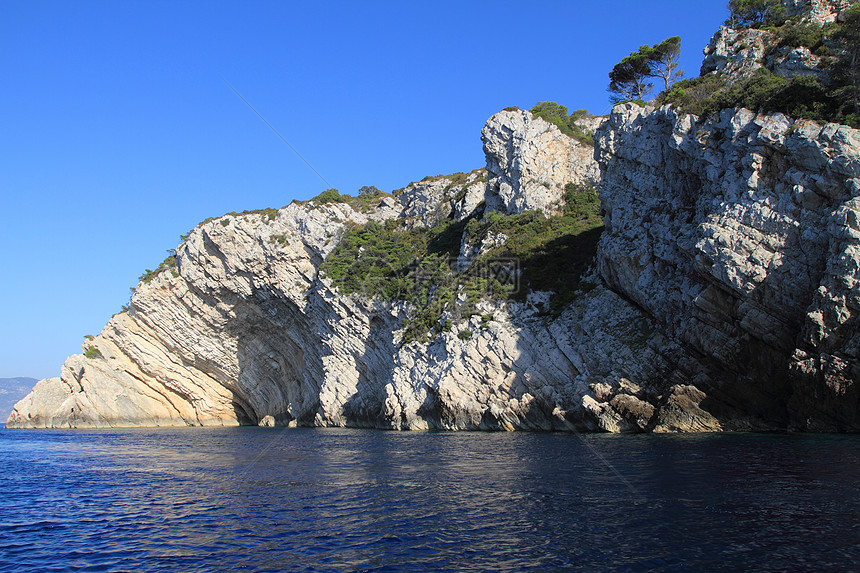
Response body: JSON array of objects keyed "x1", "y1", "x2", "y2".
[
  {"x1": 8, "y1": 106, "x2": 720, "y2": 432},
  {"x1": 701, "y1": 0, "x2": 856, "y2": 85},
  {"x1": 784, "y1": 0, "x2": 854, "y2": 23},
  {"x1": 482, "y1": 109, "x2": 599, "y2": 215},
  {"x1": 595, "y1": 102, "x2": 860, "y2": 430},
  {"x1": 701, "y1": 26, "x2": 772, "y2": 78},
  {"x1": 395, "y1": 169, "x2": 487, "y2": 228},
  {"x1": 6, "y1": 193, "x2": 697, "y2": 431},
  {"x1": 8, "y1": 98, "x2": 860, "y2": 432}
]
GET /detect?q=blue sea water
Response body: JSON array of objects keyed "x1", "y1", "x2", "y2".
[{"x1": 0, "y1": 428, "x2": 858, "y2": 573}]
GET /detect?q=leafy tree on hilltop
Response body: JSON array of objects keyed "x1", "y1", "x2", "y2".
[
  {"x1": 608, "y1": 50, "x2": 654, "y2": 103},
  {"x1": 648, "y1": 36, "x2": 684, "y2": 90},
  {"x1": 727, "y1": 0, "x2": 787, "y2": 27},
  {"x1": 608, "y1": 37, "x2": 684, "y2": 103}
]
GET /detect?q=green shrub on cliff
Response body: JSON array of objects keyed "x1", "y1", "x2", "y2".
[
  {"x1": 657, "y1": 5, "x2": 860, "y2": 128},
  {"x1": 658, "y1": 68, "x2": 843, "y2": 124},
  {"x1": 84, "y1": 345, "x2": 103, "y2": 360},
  {"x1": 464, "y1": 182, "x2": 603, "y2": 311},
  {"x1": 726, "y1": 0, "x2": 786, "y2": 28},
  {"x1": 306, "y1": 186, "x2": 391, "y2": 212},
  {"x1": 321, "y1": 179, "x2": 604, "y2": 340},
  {"x1": 529, "y1": 102, "x2": 595, "y2": 146},
  {"x1": 138, "y1": 252, "x2": 177, "y2": 285},
  {"x1": 312, "y1": 188, "x2": 345, "y2": 204}
]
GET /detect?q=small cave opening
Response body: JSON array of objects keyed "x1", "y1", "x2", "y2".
[{"x1": 232, "y1": 400, "x2": 257, "y2": 426}]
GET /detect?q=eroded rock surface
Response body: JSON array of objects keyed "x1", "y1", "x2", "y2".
[
  {"x1": 482, "y1": 109, "x2": 599, "y2": 216},
  {"x1": 595, "y1": 103, "x2": 860, "y2": 431},
  {"x1": 8, "y1": 100, "x2": 860, "y2": 432}
]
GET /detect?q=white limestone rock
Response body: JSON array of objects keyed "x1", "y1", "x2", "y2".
[
  {"x1": 701, "y1": 26, "x2": 772, "y2": 78},
  {"x1": 595, "y1": 102, "x2": 860, "y2": 430},
  {"x1": 8, "y1": 87, "x2": 860, "y2": 432},
  {"x1": 482, "y1": 109, "x2": 599, "y2": 216},
  {"x1": 397, "y1": 169, "x2": 487, "y2": 229}
]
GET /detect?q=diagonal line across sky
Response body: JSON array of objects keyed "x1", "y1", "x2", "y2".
[{"x1": 222, "y1": 78, "x2": 335, "y2": 190}]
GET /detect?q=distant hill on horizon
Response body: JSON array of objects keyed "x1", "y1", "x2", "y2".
[{"x1": 1, "y1": 377, "x2": 37, "y2": 423}]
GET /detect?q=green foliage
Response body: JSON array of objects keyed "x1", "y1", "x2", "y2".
[
  {"x1": 441, "y1": 172, "x2": 469, "y2": 189},
  {"x1": 458, "y1": 329, "x2": 473, "y2": 341},
  {"x1": 657, "y1": 74, "x2": 729, "y2": 116},
  {"x1": 529, "y1": 102, "x2": 595, "y2": 145},
  {"x1": 320, "y1": 219, "x2": 431, "y2": 300},
  {"x1": 773, "y1": 21, "x2": 826, "y2": 52},
  {"x1": 321, "y1": 182, "x2": 603, "y2": 342},
  {"x1": 657, "y1": 67, "x2": 849, "y2": 125},
  {"x1": 138, "y1": 252, "x2": 177, "y2": 285},
  {"x1": 271, "y1": 233, "x2": 289, "y2": 246},
  {"x1": 609, "y1": 37, "x2": 684, "y2": 103},
  {"x1": 465, "y1": 182, "x2": 603, "y2": 312},
  {"x1": 350, "y1": 186, "x2": 389, "y2": 212},
  {"x1": 312, "y1": 188, "x2": 344, "y2": 204},
  {"x1": 84, "y1": 345, "x2": 103, "y2": 360},
  {"x1": 304, "y1": 186, "x2": 392, "y2": 212},
  {"x1": 257, "y1": 208, "x2": 278, "y2": 223},
  {"x1": 220, "y1": 218, "x2": 231, "y2": 226},
  {"x1": 722, "y1": 67, "x2": 793, "y2": 110},
  {"x1": 503, "y1": 106, "x2": 521, "y2": 112},
  {"x1": 609, "y1": 50, "x2": 655, "y2": 103},
  {"x1": 831, "y1": 4, "x2": 860, "y2": 121},
  {"x1": 727, "y1": 0, "x2": 786, "y2": 27},
  {"x1": 84, "y1": 334, "x2": 94, "y2": 341}
]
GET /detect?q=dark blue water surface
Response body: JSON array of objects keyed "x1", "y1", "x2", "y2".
[{"x1": 1, "y1": 428, "x2": 858, "y2": 572}]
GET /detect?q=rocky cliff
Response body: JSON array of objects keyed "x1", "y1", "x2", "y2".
[
  {"x1": 10, "y1": 101, "x2": 857, "y2": 432},
  {"x1": 597, "y1": 103, "x2": 860, "y2": 431},
  {"x1": 8, "y1": 2, "x2": 860, "y2": 432},
  {"x1": 0, "y1": 378, "x2": 36, "y2": 420}
]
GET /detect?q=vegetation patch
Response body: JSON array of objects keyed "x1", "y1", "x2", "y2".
[
  {"x1": 393, "y1": 169, "x2": 485, "y2": 197},
  {"x1": 464, "y1": 182, "x2": 604, "y2": 312},
  {"x1": 658, "y1": 64, "x2": 853, "y2": 126},
  {"x1": 529, "y1": 102, "x2": 596, "y2": 146},
  {"x1": 771, "y1": 21, "x2": 827, "y2": 53},
  {"x1": 312, "y1": 188, "x2": 344, "y2": 205},
  {"x1": 138, "y1": 252, "x2": 177, "y2": 286},
  {"x1": 320, "y1": 182, "x2": 603, "y2": 342},
  {"x1": 656, "y1": 3, "x2": 860, "y2": 127},
  {"x1": 84, "y1": 345, "x2": 103, "y2": 360},
  {"x1": 298, "y1": 187, "x2": 392, "y2": 212}
]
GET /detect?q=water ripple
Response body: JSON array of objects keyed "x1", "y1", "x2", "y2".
[{"x1": 0, "y1": 429, "x2": 858, "y2": 572}]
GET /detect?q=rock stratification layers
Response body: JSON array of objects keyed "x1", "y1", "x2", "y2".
[
  {"x1": 596, "y1": 103, "x2": 860, "y2": 430},
  {"x1": 483, "y1": 109, "x2": 600, "y2": 215},
  {"x1": 8, "y1": 100, "x2": 860, "y2": 432}
]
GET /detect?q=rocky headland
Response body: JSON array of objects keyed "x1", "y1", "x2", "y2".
[{"x1": 8, "y1": 0, "x2": 860, "y2": 432}]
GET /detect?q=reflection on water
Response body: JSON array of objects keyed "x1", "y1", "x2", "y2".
[{"x1": 1, "y1": 428, "x2": 858, "y2": 572}]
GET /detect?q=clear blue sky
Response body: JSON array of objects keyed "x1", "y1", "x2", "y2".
[{"x1": 0, "y1": 1, "x2": 728, "y2": 380}]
